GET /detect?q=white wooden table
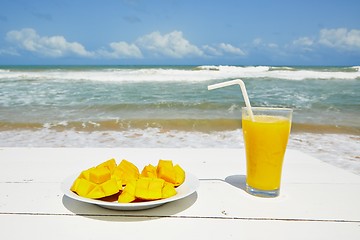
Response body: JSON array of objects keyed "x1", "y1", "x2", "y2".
[{"x1": 0, "y1": 148, "x2": 359, "y2": 239}]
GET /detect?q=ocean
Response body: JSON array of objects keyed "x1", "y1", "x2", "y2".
[{"x1": 0, "y1": 65, "x2": 359, "y2": 174}]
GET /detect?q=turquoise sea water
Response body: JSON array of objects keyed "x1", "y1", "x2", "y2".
[{"x1": 0, "y1": 65, "x2": 359, "y2": 174}]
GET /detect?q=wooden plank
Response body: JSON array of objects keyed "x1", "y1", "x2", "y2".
[{"x1": 1, "y1": 148, "x2": 360, "y2": 240}]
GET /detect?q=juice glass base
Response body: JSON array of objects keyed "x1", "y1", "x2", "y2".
[{"x1": 246, "y1": 184, "x2": 280, "y2": 198}]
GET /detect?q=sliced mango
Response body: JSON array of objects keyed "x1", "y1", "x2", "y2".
[
  {"x1": 113, "y1": 159, "x2": 139, "y2": 186},
  {"x1": 162, "y1": 182, "x2": 177, "y2": 198},
  {"x1": 71, "y1": 178, "x2": 97, "y2": 197},
  {"x1": 157, "y1": 160, "x2": 185, "y2": 187},
  {"x1": 173, "y1": 164, "x2": 186, "y2": 187},
  {"x1": 87, "y1": 185, "x2": 105, "y2": 199},
  {"x1": 111, "y1": 175, "x2": 123, "y2": 190},
  {"x1": 118, "y1": 179, "x2": 137, "y2": 203},
  {"x1": 135, "y1": 177, "x2": 164, "y2": 200},
  {"x1": 89, "y1": 166, "x2": 111, "y2": 184},
  {"x1": 157, "y1": 159, "x2": 176, "y2": 184},
  {"x1": 71, "y1": 158, "x2": 185, "y2": 203},
  {"x1": 96, "y1": 158, "x2": 117, "y2": 173},
  {"x1": 100, "y1": 179, "x2": 120, "y2": 196},
  {"x1": 78, "y1": 167, "x2": 95, "y2": 180},
  {"x1": 141, "y1": 164, "x2": 157, "y2": 178}
]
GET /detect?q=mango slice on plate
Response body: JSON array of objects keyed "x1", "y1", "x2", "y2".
[
  {"x1": 71, "y1": 178, "x2": 97, "y2": 197},
  {"x1": 162, "y1": 182, "x2": 177, "y2": 199},
  {"x1": 173, "y1": 164, "x2": 186, "y2": 187},
  {"x1": 100, "y1": 179, "x2": 120, "y2": 196},
  {"x1": 157, "y1": 160, "x2": 176, "y2": 184},
  {"x1": 118, "y1": 179, "x2": 137, "y2": 203},
  {"x1": 71, "y1": 158, "x2": 185, "y2": 202},
  {"x1": 89, "y1": 167, "x2": 111, "y2": 184},
  {"x1": 117, "y1": 177, "x2": 177, "y2": 202},
  {"x1": 96, "y1": 158, "x2": 117, "y2": 173},
  {"x1": 135, "y1": 177, "x2": 164, "y2": 200},
  {"x1": 86, "y1": 185, "x2": 105, "y2": 199},
  {"x1": 113, "y1": 159, "x2": 140, "y2": 186},
  {"x1": 157, "y1": 160, "x2": 186, "y2": 187},
  {"x1": 78, "y1": 167, "x2": 95, "y2": 181},
  {"x1": 141, "y1": 164, "x2": 158, "y2": 178}
]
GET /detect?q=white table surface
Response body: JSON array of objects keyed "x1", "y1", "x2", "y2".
[{"x1": 0, "y1": 147, "x2": 359, "y2": 239}]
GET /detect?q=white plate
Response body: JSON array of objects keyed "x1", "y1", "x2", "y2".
[{"x1": 61, "y1": 172, "x2": 199, "y2": 210}]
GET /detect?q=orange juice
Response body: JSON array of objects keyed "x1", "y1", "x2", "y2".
[{"x1": 242, "y1": 111, "x2": 291, "y2": 194}]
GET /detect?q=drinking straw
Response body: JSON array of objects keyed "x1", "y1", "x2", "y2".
[{"x1": 207, "y1": 79, "x2": 255, "y2": 121}]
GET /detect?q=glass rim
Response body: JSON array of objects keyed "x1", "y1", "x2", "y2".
[{"x1": 241, "y1": 106, "x2": 293, "y2": 112}]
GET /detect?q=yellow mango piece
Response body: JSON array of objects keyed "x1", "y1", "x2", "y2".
[
  {"x1": 100, "y1": 179, "x2": 120, "y2": 196},
  {"x1": 157, "y1": 160, "x2": 176, "y2": 184},
  {"x1": 71, "y1": 158, "x2": 184, "y2": 202},
  {"x1": 113, "y1": 159, "x2": 139, "y2": 185},
  {"x1": 111, "y1": 175, "x2": 123, "y2": 191},
  {"x1": 72, "y1": 178, "x2": 97, "y2": 197},
  {"x1": 148, "y1": 178, "x2": 164, "y2": 200},
  {"x1": 134, "y1": 178, "x2": 148, "y2": 200},
  {"x1": 96, "y1": 158, "x2": 117, "y2": 173},
  {"x1": 89, "y1": 167, "x2": 111, "y2": 184},
  {"x1": 135, "y1": 177, "x2": 164, "y2": 200},
  {"x1": 141, "y1": 164, "x2": 157, "y2": 178},
  {"x1": 173, "y1": 164, "x2": 186, "y2": 187},
  {"x1": 162, "y1": 182, "x2": 177, "y2": 199},
  {"x1": 118, "y1": 180, "x2": 137, "y2": 203},
  {"x1": 78, "y1": 167, "x2": 95, "y2": 180},
  {"x1": 70, "y1": 178, "x2": 81, "y2": 192},
  {"x1": 86, "y1": 185, "x2": 105, "y2": 199},
  {"x1": 157, "y1": 159, "x2": 173, "y2": 169}
]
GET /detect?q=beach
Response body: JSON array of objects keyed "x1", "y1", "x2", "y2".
[{"x1": 0, "y1": 65, "x2": 359, "y2": 174}]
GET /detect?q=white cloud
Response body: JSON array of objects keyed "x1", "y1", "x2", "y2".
[
  {"x1": 318, "y1": 28, "x2": 360, "y2": 50},
  {"x1": 290, "y1": 28, "x2": 360, "y2": 52},
  {"x1": 218, "y1": 43, "x2": 246, "y2": 55},
  {"x1": 252, "y1": 38, "x2": 262, "y2": 46},
  {"x1": 267, "y1": 43, "x2": 279, "y2": 49},
  {"x1": 98, "y1": 41, "x2": 142, "y2": 58},
  {"x1": 291, "y1": 37, "x2": 314, "y2": 52},
  {"x1": 3, "y1": 28, "x2": 251, "y2": 60},
  {"x1": 252, "y1": 38, "x2": 278, "y2": 50},
  {"x1": 136, "y1": 31, "x2": 203, "y2": 58},
  {"x1": 110, "y1": 41, "x2": 142, "y2": 58},
  {"x1": 6, "y1": 28, "x2": 93, "y2": 57},
  {"x1": 293, "y1": 37, "x2": 314, "y2": 47},
  {"x1": 202, "y1": 43, "x2": 246, "y2": 56},
  {"x1": 202, "y1": 45, "x2": 222, "y2": 56}
]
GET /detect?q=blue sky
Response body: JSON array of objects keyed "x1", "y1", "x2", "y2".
[{"x1": 0, "y1": 0, "x2": 359, "y2": 65}]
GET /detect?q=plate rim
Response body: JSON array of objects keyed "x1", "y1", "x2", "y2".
[{"x1": 61, "y1": 171, "x2": 199, "y2": 210}]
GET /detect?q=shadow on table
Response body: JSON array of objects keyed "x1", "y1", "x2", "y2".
[
  {"x1": 62, "y1": 192, "x2": 198, "y2": 222},
  {"x1": 225, "y1": 175, "x2": 247, "y2": 191}
]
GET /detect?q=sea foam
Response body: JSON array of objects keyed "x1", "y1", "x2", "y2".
[
  {"x1": 1, "y1": 65, "x2": 360, "y2": 82},
  {"x1": 0, "y1": 128, "x2": 358, "y2": 175}
]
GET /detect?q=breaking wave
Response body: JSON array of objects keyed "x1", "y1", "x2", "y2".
[{"x1": 1, "y1": 65, "x2": 360, "y2": 82}]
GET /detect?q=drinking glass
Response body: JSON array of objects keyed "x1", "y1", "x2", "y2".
[{"x1": 242, "y1": 107, "x2": 292, "y2": 197}]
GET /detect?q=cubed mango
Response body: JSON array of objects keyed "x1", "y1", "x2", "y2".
[
  {"x1": 96, "y1": 158, "x2": 117, "y2": 173},
  {"x1": 135, "y1": 177, "x2": 164, "y2": 200},
  {"x1": 113, "y1": 159, "x2": 139, "y2": 185},
  {"x1": 78, "y1": 167, "x2": 95, "y2": 180},
  {"x1": 141, "y1": 164, "x2": 157, "y2": 178},
  {"x1": 157, "y1": 160, "x2": 176, "y2": 184},
  {"x1": 100, "y1": 179, "x2": 120, "y2": 196},
  {"x1": 71, "y1": 158, "x2": 184, "y2": 203},
  {"x1": 71, "y1": 178, "x2": 97, "y2": 197},
  {"x1": 162, "y1": 182, "x2": 177, "y2": 198},
  {"x1": 174, "y1": 164, "x2": 186, "y2": 187},
  {"x1": 87, "y1": 185, "x2": 105, "y2": 199},
  {"x1": 118, "y1": 179, "x2": 137, "y2": 203},
  {"x1": 89, "y1": 167, "x2": 111, "y2": 184}
]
